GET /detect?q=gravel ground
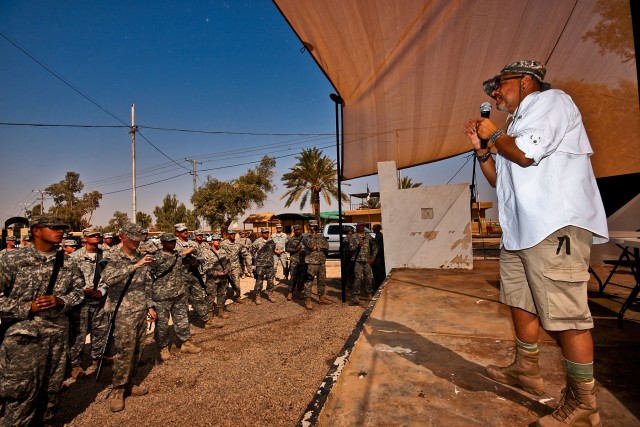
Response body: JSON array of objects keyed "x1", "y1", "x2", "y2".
[{"x1": 52, "y1": 259, "x2": 365, "y2": 427}]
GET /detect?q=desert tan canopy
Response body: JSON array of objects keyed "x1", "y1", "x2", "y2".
[{"x1": 274, "y1": 0, "x2": 640, "y2": 180}]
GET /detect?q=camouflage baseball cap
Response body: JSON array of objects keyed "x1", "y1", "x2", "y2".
[
  {"x1": 82, "y1": 227, "x2": 102, "y2": 237},
  {"x1": 308, "y1": 220, "x2": 318, "y2": 228},
  {"x1": 194, "y1": 229, "x2": 204, "y2": 236},
  {"x1": 6, "y1": 235, "x2": 17, "y2": 241},
  {"x1": 62, "y1": 239, "x2": 79, "y2": 247},
  {"x1": 141, "y1": 229, "x2": 149, "y2": 234},
  {"x1": 30, "y1": 215, "x2": 69, "y2": 229},
  {"x1": 483, "y1": 60, "x2": 551, "y2": 96},
  {"x1": 119, "y1": 222, "x2": 144, "y2": 241},
  {"x1": 260, "y1": 227, "x2": 270, "y2": 233},
  {"x1": 103, "y1": 233, "x2": 114, "y2": 239},
  {"x1": 210, "y1": 233, "x2": 222, "y2": 241},
  {"x1": 292, "y1": 225, "x2": 301, "y2": 230},
  {"x1": 159, "y1": 232, "x2": 177, "y2": 242},
  {"x1": 227, "y1": 229, "x2": 236, "y2": 234},
  {"x1": 276, "y1": 223, "x2": 282, "y2": 228},
  {"x1": 174, "y1": 223, "x2": 188, "y2": 232}
]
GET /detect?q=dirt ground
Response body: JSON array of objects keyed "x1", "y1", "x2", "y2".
[{"x1": 51, "y1": 259, "x2": 365, "y2": 427}]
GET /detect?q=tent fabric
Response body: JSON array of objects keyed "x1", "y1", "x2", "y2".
[{"x1": 274, "y1": 0, "x2": 640, "y2": 180}]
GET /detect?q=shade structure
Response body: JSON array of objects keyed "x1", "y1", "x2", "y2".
[{"x1": 274, "y1": 0, "x2": 640, "y2": 180}]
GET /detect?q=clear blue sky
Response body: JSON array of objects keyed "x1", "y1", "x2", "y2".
[{"x1": 0, "y1": 0, "x2": 497, "y2": 228}]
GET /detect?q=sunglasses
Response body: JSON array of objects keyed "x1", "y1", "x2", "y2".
[{"x1": 483, "y1": 74, "x2": 524, "y2": 95}]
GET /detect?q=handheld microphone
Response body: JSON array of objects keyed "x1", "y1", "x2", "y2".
[{"x1": 479, "y1": 102, "x2": 492, "y2": 149}]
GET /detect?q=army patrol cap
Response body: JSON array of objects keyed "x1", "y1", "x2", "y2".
[
  {"x1": 142, "y1": 229, "x2": 149, "y2": 234},
  {"x1": 119, "y1": 222, "x2": 144, "y2": 241},
  {"x1": 159, "y1": 232, "x2": 177, "y2": 242},
  {"x1": 103, "y1": 233, "x2": 114, "y2": 239},
  {"x1": 210, "y1": 233, "x2": 222, "y2": 241},
  {"x1": 483, "y1": 60, "x2": 551, "y2": 96},
  {"x1": 308, "y1": 220, "x2": 318, "y2": 228},
  {"x1": 292, "y1": 225, "x2": 301, "y2": 231},
  {"x1": 82, "y1": 227, "x2": 102, "y2": 237},
  {"x1": 30, "y1": 215, "x2": 70, "y2": 230},
  {"x1": 260, "y1": 227, "x2": 270, "y2": 233},
  {"x1": 174, "y1": 223, "x2": 188, "y2": 232},
  {"x1": 276, "y1": 224, "x2": 282, "y2": 228},
  {"x1": 62, "y1": 239, "x2": 79, "y2": 247},
  {"x1": 373, "y1": 224, "x2": 382, "y2": 231},
  {"x1": 6, "y1": 235, "x2": 17, "y2": 242},
  {"x1": 227, "y1": 229, "x2": 236, "y2": 234},
  {"x1": 356, "y1": 222, "x2": 366, "y2": 227}
]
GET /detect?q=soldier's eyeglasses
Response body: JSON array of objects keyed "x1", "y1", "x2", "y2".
[{"x1": 483, "y1": 75, "x2": 523, "y2": 95}]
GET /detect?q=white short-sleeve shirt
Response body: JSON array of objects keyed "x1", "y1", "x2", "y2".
[{"x1": 496, "y1": 89, "x2": 608, "y2": 250}]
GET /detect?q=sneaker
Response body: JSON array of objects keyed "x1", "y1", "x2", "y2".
[
  {"x1": 109, "y1": 387, "x2": 125, "y2": 412},
  {"x1": 536, "y1": 379, "x2": 600, "y2": 426},
  {"x1": 486, "y1": 346, "x2": 545, "y2": 395}
]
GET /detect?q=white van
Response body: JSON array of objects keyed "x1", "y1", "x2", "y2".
[{"x1": 323, "y1": 223, "x2": 375, "y2": 254}]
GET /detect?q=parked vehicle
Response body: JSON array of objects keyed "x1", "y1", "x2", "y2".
[{"x1": 323, "y1": 223, "x2": 375, "y2": 254}]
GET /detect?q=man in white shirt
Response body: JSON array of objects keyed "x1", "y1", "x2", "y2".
[{"x1": 465, "y1": 60, "x2": 608, "y2": 427}]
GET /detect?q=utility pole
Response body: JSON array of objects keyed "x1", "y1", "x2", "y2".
[
  {"x1": 186, "y1": 158, "x2": 202, "y2": 228},
  {"x1": 32, "y1": 189, "x2": 46, "y2": 214},
  {"x1": 130, "y1": 104, "x2": 138, "y2": 223}
]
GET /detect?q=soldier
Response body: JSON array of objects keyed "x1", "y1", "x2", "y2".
[
  {"x1": 203, "y1": 234, "x2": 231, "y2": 323},
  {"x1": 0, "y1": 235, "x2": 17, "y2": 255},
  {"x1": 372, "y1": 224, "x2": 386, "y2": 290},
  {"x1": 342, "y1": 227, "x2": 355, "y2": 289},
  {"x1": 174, "y1": 223, "x2": 209, "y2": 326},
  {"x1": 62, "y1": 239, "x2": 79, "y2": 255},
  {"x1": 139, "y1": 229, "x2": 161, "y2": 254},
  {"x1": 301, "y1": 220, "x2": 331, "y2": 310},
  {"x1": 151, "y1": 233, "x2": 201, "y2": 362},
  {"x1": 251, "y1": 227, "x2": 276, "y2": 304},
  {"x1": 285, "y1": 225, "x2": 306, "y2": 301},
  {"x1": 101, "y1": 232, "x2": 116, "y2": 251},
  {"x1": 347, "y1": 223, "x2": 377, "y2": 304},
  {"x1": 68, "y1": 227, "x2": 110, "y2": 379},
  {"x1": 101, "y1": 222, "x2": 157, "y2": 412},
  {"x1": 0, "y1": 215, "x2": 85, "y2": 425},
  {"x1": 193, "y1": 229, "x2": 212, "y2": 257},
  {"x1": 220, "y1": 229, "x2": 250, "y2": 304},
  {"x1": 272, "y1": 223, "x2": 289, "y2": 280},
  {"x1": 237, "y1": 230, "x2": 253, "y2": 277}
]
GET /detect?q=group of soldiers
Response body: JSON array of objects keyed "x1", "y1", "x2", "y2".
[{"x1": 0, "y1": 214, "x2": 386, "y2": 425}]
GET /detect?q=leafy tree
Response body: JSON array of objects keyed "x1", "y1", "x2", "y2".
[
  {"x1": 365, "y1": 197, "x2": 381, "y2": 209},
  {"x1": 106, "y1": 211, "x2": 130, "y2": 233},
  {"x1": 136, "y1": 211, "x2": 153, "y2": 229},
  {"x1": 398, "y1": 176, "x2": 422, "y2": 189},
  {"x1": 582, "y1": 0, "x2": 634, "y2": 63},
  {"x1": 280, "y1": 148, "x2": 347, "y2": 223},
  {"x1": 25, "y1": 204, "x2": 43, "y2": 220},
  {"x1": 45, "y1": 171, "x2": 102, "y2": 230},
  {"x1": 192, "y1": 156, "x2": 276, "y2": 231},
  {"x1": 153, "y1": 194, "x2": 198, "y2": 232}
]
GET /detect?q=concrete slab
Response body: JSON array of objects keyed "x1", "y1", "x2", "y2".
[{"x1": 311, "y1": 261, "x2": 640, "y2": 427}]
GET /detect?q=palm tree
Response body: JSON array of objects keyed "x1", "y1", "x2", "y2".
[
  {"x1": 281, "y1": 147, "x2": 348, "y2": 223},
  {"x1": 398, "y1": 176, "x2": 422, "y2": 189}
]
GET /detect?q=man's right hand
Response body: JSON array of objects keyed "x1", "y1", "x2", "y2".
[{"x1": 84, "y1": 288, "x2": 104, "y2": 299}]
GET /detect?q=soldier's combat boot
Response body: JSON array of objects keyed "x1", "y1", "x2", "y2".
[
  {"x1": 536, "y1": 378, "x2": 600, "y2": 427},
  {"x1": 485, "y1": 347, "x2": 545, "y2": 395},
  {"x1": 128, "y1": 384, "x2": 148, "y2": 396},
  {"x1": 234, "y1": 296, "x2": 245, "y2": 304},
  {"x1": 255, "y1": 294, "x2": 262, "y2": 305},
  {"x1": 360, "y1": 293, "x2": 373, "y2": 301},
  {"x1": 349, "y1": 295, "x2": 360, "y2": 305},
  {"x1": 180, "y1": 340, "x2": 202, "y2": 354},
  {"x1": 110, "y1": 387, "x2": 125, "y2": 412},
  {"x1": 318, "y1": 294, "x2": 331, "y2": 305},
  {"x1": 305, "y1": 298, "x2": 313, "y2": 310},
  {"x1": 204, "y1": 316, "x2": 224, "y2": 329},
  {"x1": 71, "y1": 366, "x2": 85, "y2": 379},
  {"x1": 84, "y1": 360, "x2": 99, "y2": 376},
  {"x1": 159, "y1": 346, "x2": 171, "y2": 361},
  {"x1": 219, "y1": 309, "x2": 229, "y2": 319},
  {"x1": 287, "y1": 292, "x2": 293, "y2": 301},
  {"x1": 265, "y1": 292, "x2": 276, "y2": 303}
]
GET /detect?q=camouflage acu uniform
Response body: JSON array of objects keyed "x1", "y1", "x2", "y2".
[
  {"x1": 175, "y1": 239, "x2": 209, "y2": 322},
  {"x1": 347, "y1": 232, "x2": 378, "y2": 298},
  {"x1": 150, "y1": 250, "x2": 191, "y2": 348},
  {"x1": 272, "y1": 229, "x2": 289, "y2": 278},
  {"x1": 202, "y1": 248, "x2": 230, "y2": 313},
  {"x1": 139, "y1": 238, "x2": 161, "y2": 255},
  {"x1": 101, "y1": 247, "x2": 154, "y2": 389},
  {"x1": 0, "y1": 246, "x2": 84, "y2": 425},
  {"x1": 237, "y1": 234, "x2": 253, "y2": 275},
  {"x1": 68, "y1": 247, "x2": 110, "y2": 368},
  {"x1": 220, "y1": 238, "x2": 250, "y2": 297},
  {"x1": 302, "y1": 232, "x2": 329, "y2": 297},
  {"x1": 251, "y1": 236, "x2": 276, "y2": 294},
  {"x1": 285, "y1": 233, "x2": 306, "y2": 293}
]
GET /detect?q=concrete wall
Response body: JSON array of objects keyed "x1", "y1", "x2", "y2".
[{"x1": 378, "y1": 161, "x2": 472, "y2": 271}]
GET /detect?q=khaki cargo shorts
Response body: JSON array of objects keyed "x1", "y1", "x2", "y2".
[{"x1": 499, "y1": 226, "x2": 594, "y2": 331}]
